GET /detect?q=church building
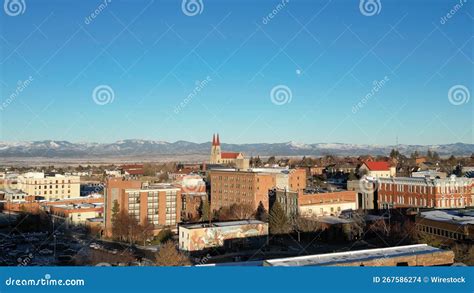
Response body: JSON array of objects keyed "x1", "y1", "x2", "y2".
[{"x1": 210, "y1": 134, "x2": 244, "y2": 164}]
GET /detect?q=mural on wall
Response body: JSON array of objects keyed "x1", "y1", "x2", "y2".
[{"x1": 189, "y1": 223, "x2": 267, "y2": 251}]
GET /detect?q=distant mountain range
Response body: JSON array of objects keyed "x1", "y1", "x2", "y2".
[{"x1": 0, "y1": 140, "x2": 472, "y2": 158}]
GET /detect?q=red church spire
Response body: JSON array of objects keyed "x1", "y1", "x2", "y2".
[
  {"x1": 212, "y1": 134, "x2": 216, "y2": 146},
  {"x1": 216, "y1": 133, "x2": 220, "y2": 146}
]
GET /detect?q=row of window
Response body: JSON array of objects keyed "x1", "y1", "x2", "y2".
[{"x1": 417, "y1": 224, "x2": 466, "y2": 240}]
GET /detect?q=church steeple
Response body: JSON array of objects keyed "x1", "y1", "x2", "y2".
[{"x1": 210, "y1": 133, "x2": 222, "y2": 164}]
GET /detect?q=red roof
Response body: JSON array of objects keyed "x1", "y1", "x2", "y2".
[
  {"x1": 221, "y1": 152, "x2": 240, "y2": 159},
  {"x1": 363, "y1": 161, "x2": 391, "y2": 171}
]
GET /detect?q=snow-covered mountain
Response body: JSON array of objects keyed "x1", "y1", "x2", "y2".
[{"x1": 0, "y1": 140, "x2": 472, "y2": 158}]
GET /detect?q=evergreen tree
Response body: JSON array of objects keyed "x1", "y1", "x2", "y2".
[
  {"x1": 199, "y1": 200, "x2": 210, "y2": 222},
  {"x1": 269, "y1": 201, "x2": 290, "y2": 235},
  {"x1": 255, "y1": 201, "x2": 268, "y2": 222},
  {"x1": 426, "y1": 149, "x2": 433, "y2": 160}
]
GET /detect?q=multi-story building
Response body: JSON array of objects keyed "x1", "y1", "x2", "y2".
[
  {"x1": 209, "y1": 168, "x2": 306, "y2": 212},
  {"x1": 377, "y1": 176, "x2": 473, "y2": 209},
  {"x1": 359, "y1": 161, "x2": 396, "y2": 178},
  {"x1": 298, "y1": 190, "x2": 357, "y2": 218},
  {"x1": 104, "y1": 178, "x2": 181, "y2": 237},
  {"x1": 16, "y1": 172, "x2": 80, "y2": 201}
]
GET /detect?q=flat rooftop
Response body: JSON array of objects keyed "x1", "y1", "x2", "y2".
[
  {"x1": 264, "y1": 244, "x2": 444, "y2": 266},
  {"x1": 180, "y1": 220, "x2": 266, "y2": 230},
  {"x1": 210, "y1": 168, "x2": 294, "y2": 174},
  {"x1": 419, "y1": 209, "x2": 474, "y2": 225}
]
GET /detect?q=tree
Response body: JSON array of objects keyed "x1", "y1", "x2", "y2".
[
  {"x1": 155, "y1": 241, "x2": 191, "y2": 266},
  {"x1": 230, "y1": 203, "x2": 255, "y2": 220},
  {"x1": 349, "y1": 210, "x2": 366, "y2": 240},
  {"x1": 138, "y1": 218, "x2": 155, "y2": 246},
  {"x1": 295, "y1": 216, "x2": 320, "y2": 232},
  {"x1": 269, "y1": 201, "x2": 291, "y2": 235},
  {"x1": 348, "y1": 172, "x2": 358, "y2": 181},
  {"x1": 153, "y1": 229, "x2": 174, "y2": 244},
  {"x1": 255, "y1": 202, "x2": 268, "y2": 222},
  {"x1": 389, "y1": 149, "x2": 400, "y2": 159},
  {"x1": 426, "y1": 149, "x2": 433, "y2": 160},
  {"x1": 199, "y1": 200, "x2": 210, "y2": 222},
  {"x1": 267, "y1": 156, "x2": 276, "y2": 164}
]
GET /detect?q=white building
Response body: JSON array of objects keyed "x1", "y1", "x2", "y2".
[
  {"x1": 16, "y1": 172, "x2": 80, "y2": 201},
  {"x1": 359, "y1": 161, "x2": 396, "y2": 178}
]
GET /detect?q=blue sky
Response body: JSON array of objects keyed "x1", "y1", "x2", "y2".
[{"x1": 0, "y1": 0, "x2": 472, "y2": 145}]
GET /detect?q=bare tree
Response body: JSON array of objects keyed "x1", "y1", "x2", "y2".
[{"x1": 155, "y1": 241, "x2": 191, "y2": 266}]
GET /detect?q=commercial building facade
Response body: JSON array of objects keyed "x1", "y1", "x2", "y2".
[{"x1": 179, "y1": 220, "x2": 268, "y2": 252}]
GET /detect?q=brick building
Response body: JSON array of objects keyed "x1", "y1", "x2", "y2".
[
  {"x1": 104, "y1": 178, "x2": 181, "y2": 237},
  {"x1": 377, "y1": 176, "x2": 473, "y2": 209},
  {"x1": 209, "y1": 168, "x2": 306, "y2": 212}
]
